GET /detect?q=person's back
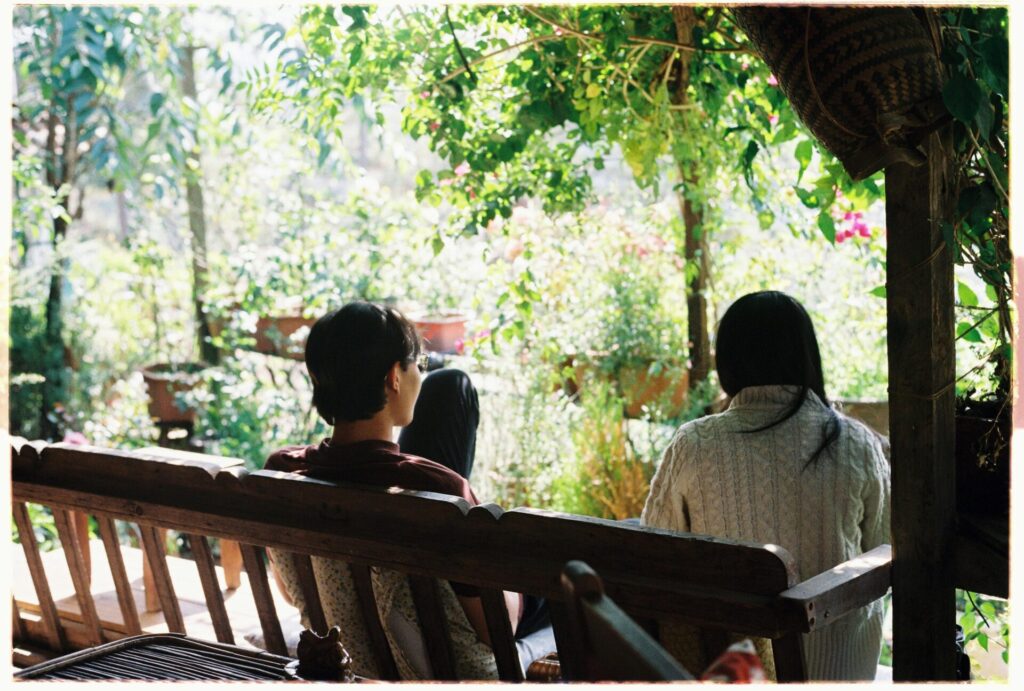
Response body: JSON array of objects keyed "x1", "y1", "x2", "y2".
[
  {"x1": 641, "y1": 291, "x2": 890, "y2": 681},
  {"x1": 264, "y1": 302, "x2": 547, "y2": 679}
]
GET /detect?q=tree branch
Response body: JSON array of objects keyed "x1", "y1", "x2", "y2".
[
  {"x1": 444, "y1": 6, "x2": 477, "y2": 84},
  {"x1": 438, "y1": 33, "x2": 564, "y2": 85}
]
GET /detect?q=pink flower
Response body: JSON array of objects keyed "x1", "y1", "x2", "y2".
[
  {"x1": 836, "y1": 232, "x2": 846, "y2": 244},
  {"x1": 843, "y1": 211, "x2": 854, "y2": 221},
  {"x1": 420, "y1": 91, "x2": 430, "y2": 99},
  {"x1": 858, "y1": 225, "x2": 872, "y2": 238},
  {"x1": 63, "y1": 431, "x2": 88, "y2": 445},
  {"x1": 429, "y1": 122, "x2": 440, "y2": 132},
  {"x1": 769, "y1": 114, "x2": 779, "y2": 125},
  {"x1": 454, "y1": 161, "x2": 471, "y2": 177},
  {"x1": 454, "y1": 339, "x2": 465, "y2": 355},
  {"x1": 767, "y1": 74, "x2": 779, "y2": 86}
]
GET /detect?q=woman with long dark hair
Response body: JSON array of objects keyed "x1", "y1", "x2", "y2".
[{"x1": 642, "y1": 291, "x2": 890, "y2": 680}]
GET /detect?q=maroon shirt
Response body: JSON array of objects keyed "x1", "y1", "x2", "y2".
[
  {"x1": 264, "y1": 439, "x2": 479, "y2": 505},
  {"x1": 264, "y1": 439, "x2": 481, "y2": 597}
]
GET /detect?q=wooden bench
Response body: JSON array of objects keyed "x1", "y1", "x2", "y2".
[{"x1": 11, "y1": 438, "x2": 892, "y2": 681}]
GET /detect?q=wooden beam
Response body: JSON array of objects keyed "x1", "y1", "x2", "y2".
[{"x1": 885, "y1": 125, "x2": 956, "y2": 680}]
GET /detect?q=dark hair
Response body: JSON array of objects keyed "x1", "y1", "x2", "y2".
[
  {"x1": 305, "y1": 302, "x2": 421, "y2": 424},
  {"x1": 714, "y1": 291, "x2": 840, "y2": 467}
]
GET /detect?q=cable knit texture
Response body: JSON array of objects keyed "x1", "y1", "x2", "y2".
[{"x1": 641, "y1": 385, "x2": 891, "y2": 681}]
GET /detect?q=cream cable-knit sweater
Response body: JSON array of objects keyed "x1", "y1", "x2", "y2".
[{"x1": 642, "y1": 385, "x2": 891, "y2": 681}]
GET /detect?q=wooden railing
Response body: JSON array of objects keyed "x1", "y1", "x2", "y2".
[{"x1": 11, "y1": 437, "x2": 893, "y2": 681}]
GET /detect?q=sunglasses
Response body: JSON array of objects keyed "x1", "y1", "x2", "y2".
[{"x1": 415, "y1": 353, "x2": 430, "y2": 373}]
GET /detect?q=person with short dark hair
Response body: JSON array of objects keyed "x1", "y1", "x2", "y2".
[
  {"x1": 642, "y1": 291, "x2": 890, "y2": 681},
  {"x1": 264, "y1": 302, "x2": 550, "y2": 679}
]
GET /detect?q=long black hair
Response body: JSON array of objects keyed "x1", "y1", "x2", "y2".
[{"x1": 715, "y1": 291, "x2": 840, "y2": 467}]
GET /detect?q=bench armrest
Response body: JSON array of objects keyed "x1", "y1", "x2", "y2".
[{"x1": 778, "y1": 544, "x2": 891, "y2": 632}]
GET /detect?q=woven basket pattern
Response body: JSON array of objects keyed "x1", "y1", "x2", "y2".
[{"x1": 732, "y1": 6, "x2": 944, "y2": 179}]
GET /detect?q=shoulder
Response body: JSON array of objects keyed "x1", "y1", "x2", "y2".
[
  {"x1": 264, "y1": 445, "x2": 317, "y2": 472},
  {"x1": 833, "y1": 414, "x2": 889, "y2": 476},
  {"x1": 388, "y1": 454, "x2": 477, "y2": 504},
  {"x1": 671, "y1": 411, "x2": 733, "y2": 450}
]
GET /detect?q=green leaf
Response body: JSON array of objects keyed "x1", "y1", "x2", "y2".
[
  {"x1": 977, "y1": 633, "x2": 989, "y2": 652},
  {"x1": 316, "y1": 141, "x2": 331, "y2": 167},
  {"x1": 794, "y1": 186, "x2": 820, "y2": 208},
  {"x1": 976, "y1": 36, "x2": 1008, "y2": 95},
  {"x1": 149, "y1": 92, "x2": 165, "y2": 116},
  {"x1": 794, "y1": 139, "x2": 813, "y2": 183},
  {"x1": 431, "y1": 234, "x2": 445, "y2": 256},
  {"x1": 817, "y1": 213, "x2": 836, "y2": 244},
  {"x1": 957, "y1": 281, "x2": 979, "y2": 307},
  {"x1": 869, "y1": 285, "x2": 887, "y2": 299},
  {"x1": 943, "y1": 73, "x2": 984, "y2": 124},
  {"x1": 956, "y1": 321, "x2": 982, "y2": 343},
  {"x1": 975, "y1": 101, "x2": 994, "y2": 140},
  {"x1": 585, "y1": 82, "x2": 601, "y2": 99},
  {"x1": 985, "y1": 284, "x2": 998, "y2": 303}
]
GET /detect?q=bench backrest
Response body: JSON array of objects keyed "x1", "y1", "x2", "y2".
[{"x1": 12, "y1": 438, "x2": 837, "y2": 680}]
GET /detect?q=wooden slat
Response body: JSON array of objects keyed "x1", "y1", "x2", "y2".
[
  {"x1": 52, "y1": 508, "x2": 104, "y2": 646},
  {"x1": 771, "y1": 633, "x2": 807, "y2": 683},
  {"x1": 138, "y1": 524, "x2": 185, "y2": 633},
  {"x1": 562, "y1": 561, "x2": 693, "y2": 681},
  {"x1": 407, "y1": 575, "x2": 456, "y2": 680},
  {"x1": 350, "y1": 562, "x2": 400, "y2": 680},
  {"x1": 778, "y1": 544, "x2": 891, "y2": 631},
  {"x1": 548, "y1": 599, "x2": 580, "y2": 681},
  {"x1": 480, "y1": 588, "x2": 522, "y2": 681},
  {"x1": 220, "y1": 539, "x2": 242, "y2": 590},
  {"x1": 239, "y1": 543, "x2": 286, "y2": 655},
  {"x1": 188, "y1": 533, "x2": 234, "y2": 644},
  {"x1": 70, "y1": 510, "x2": 92, "y2": 584},
  {"x1": 12, "y1": 502, "x2": 67, "y2": 653},
  {"x1": 96, "y1": 516, "x2": 142, "y2": 635},
  {"x1": 885, "y1": 117, "x2": 956, "y2": 678},
  {"x1": 291, "y1": 554, "x2": 328, "y2": 634},
  {"x1": 13, "y1": 597, "x2": 27, "y2": 642}
]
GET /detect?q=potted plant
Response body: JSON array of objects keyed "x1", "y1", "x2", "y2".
[
  {"x1": 938, "y1": 9, "x2": 1011, "y2": 518},
  {"x1": 130, "y1": 235, "x2": 208, "y2": 426},
  {"x1": 564, "y1": 242, "x2": 690, "y2": 419},
  {"x1": 409, "y1": 310, "x2": 470, "y2": 354}
]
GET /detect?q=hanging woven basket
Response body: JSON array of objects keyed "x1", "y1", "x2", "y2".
[{"x1": 732, "y1": 6, "x2": 947, "y2": 180}]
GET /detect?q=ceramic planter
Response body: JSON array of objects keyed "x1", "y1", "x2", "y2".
[
  {"x1": 253, "y1": 315, "x2": 316, "y2": 360},
  {"x1": 141, "y1": 362, "x2": 205, "y2": 425},
  {"x1": 567, "y1": 358, "x2": 689, "y2": 419},
  {"x1": 411, "y1": 311, "x2": 469, "y2": 354}
]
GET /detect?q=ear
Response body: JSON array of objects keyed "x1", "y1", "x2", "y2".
[{"x1": 385, "y1": 362, "x2": 402, "y2": 393}]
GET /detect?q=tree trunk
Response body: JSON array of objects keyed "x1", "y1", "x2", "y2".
[
  {"x1": 676, "y1": 165, "x2": 711, "y2": 389},
  {"x1": 670, "y1": 7, "x2": 712, "y2": 390},
  {"x1": 181, "y1": 45, "x2": 219, "y2": 365},
  {"x1": 39, "y1": 78, "x2": 76, "y2": 440}
]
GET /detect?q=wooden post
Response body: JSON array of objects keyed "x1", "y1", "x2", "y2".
[{"x1": 885, "y1": 128, "x2": 956, "y2": 680}]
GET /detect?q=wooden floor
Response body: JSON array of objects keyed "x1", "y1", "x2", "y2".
[{"x1": 12, "y1": 538, "x2": 302, "y2": 662}]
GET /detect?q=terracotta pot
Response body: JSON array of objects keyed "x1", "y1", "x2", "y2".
[
  {"x1": 411, "y1": 312, "x2": 468, "y2": 354},
  {"x1": 569, "y1": 359, "x2": 689, "y2": 419},
  {"x1": 254, "y1": 315, "x2": 316, "y2": 359},
  {"x1": 618, "y1": 364, "x2": 689, "y2": 419},
  {"x1": 836, "y1": 399, "x2": 890, "y2": 436},
  {"x1": 141, "y1": 362, "x2": 205, "y2": 424},
  {"x1": 955, "y1": 414, "x2": 1010, "y2": 515}
]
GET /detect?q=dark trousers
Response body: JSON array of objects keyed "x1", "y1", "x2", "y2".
[{"x1": 397, "y1": 369, "x2": 551, "y2": 638}]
